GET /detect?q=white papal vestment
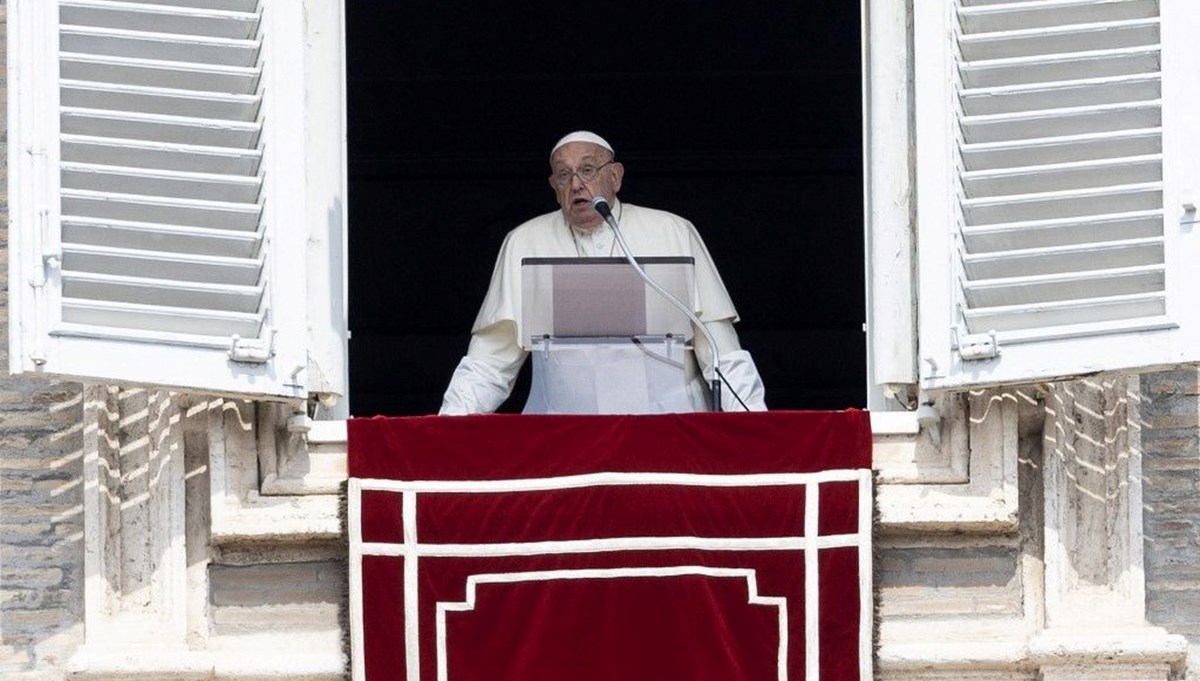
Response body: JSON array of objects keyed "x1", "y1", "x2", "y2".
[{"x1": 439, "y1": 201, "x2": 767, "y2": 414}]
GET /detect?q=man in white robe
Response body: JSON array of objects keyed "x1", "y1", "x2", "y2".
[{"x1": 439, "y1": 131, "x2": 767, "y2": 414}]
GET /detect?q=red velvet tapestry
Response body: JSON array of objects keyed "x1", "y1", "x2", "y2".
[{"x1": 347, "y1": 410, "x2": 873, "y2": 681}]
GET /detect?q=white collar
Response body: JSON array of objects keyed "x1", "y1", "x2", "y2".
[{"x1": 566, "y1": 198, "x2": 621, "y2": 235}]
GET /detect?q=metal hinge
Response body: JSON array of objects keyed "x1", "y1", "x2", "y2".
[
  {"x1": 228, "y1": 329, "x2": 275, "y2": 364},
  {"x1": 956, "y1": 329, "x2": 1000, "y2": 361},
  {"x1": 1182, "y1": 193, "x2": 1197, "y2": 226},
  {"x1": 28, "y1": 210, "x2": 61, "y2": 289}
]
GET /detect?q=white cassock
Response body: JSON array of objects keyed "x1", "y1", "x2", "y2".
[{"x1": 439, "y1": 201, "x2": 768, "y2": 414}]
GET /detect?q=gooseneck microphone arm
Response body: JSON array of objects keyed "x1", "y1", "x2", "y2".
[{"x1": 592, "y1": 196, "x2": 723, "y2": 412}]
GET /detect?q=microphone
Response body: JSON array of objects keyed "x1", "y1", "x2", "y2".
[
  {"x1": 590, "y1": 195, "x2": 726, "y2": 412},
  {"x1": 592, "y1": 196, "x2": 615, "y2": 221}
]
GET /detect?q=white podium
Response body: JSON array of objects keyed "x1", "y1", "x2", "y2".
[{"x1": 520, "y1": 257, "x2": 698, "y2": 414}]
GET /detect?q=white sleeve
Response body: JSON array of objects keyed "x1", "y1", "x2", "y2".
[
  {"x1": 439, "y1": 321, "x2": 529, "y2": 415},
  {"x1": 692, "y1": 318, "x2": 768, "y2": 412}
]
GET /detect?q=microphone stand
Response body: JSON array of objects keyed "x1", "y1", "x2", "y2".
[{"x1": 592, "y1": 197, "x2": 722, "y2": 412}]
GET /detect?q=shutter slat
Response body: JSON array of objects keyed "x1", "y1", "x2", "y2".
[
  {"x1": 62, "y1": 108, "x2": 261, "y2": 148},
  {"x1": 62, "y1": 243, "x2": 263, "y2": 286},
  {"x1": 961, "y1": 100, "x2": 1160, "y2": 143},
  {"x1": 63, "y1": 189, "x2": 261, "y2": 230},
  {"x1": 60, "y1": 25, "x2": 260, "y2": 66},
  {"x1": 62, "y1": 162, "x2": 262, "y2": 203},
  {"x1": 963, "y1": 292, "x2": 1165, "y2": 332},
  {"x1": 62, "y1": 80, "x2": 261, "y2": 120},
  {"x1": 62, "y1": 217, "x2": 261, "y2": 258},
  {"x1": 961, "y1": 236, "x2": 1162, "y2": 278},
  {"x1": 961, "y1": 209, "x2": 1162, "y2": 250},
  {"x1": 960, "y1": 183, "x2": 1161, "y2": 225},
  {"x1": 61, "y1": 134, "x2": 262, "y2": 174},
  {"x1": 960, "y1": 46, "x2": 1160, "y2": 88},
  {"x1": 959, "y1": 0, "x2": 1158, "y2": 33},
  {"x1": 963, "y1": 264, "x2": 1163, "y2": 307},
  {"x1": 61, "y1": 53, "x2": 261, "y2": 93},
  {"x1": 62, "y1": 298, "x2": 264, "y2": 337},
  {"x1": 60, "y1": 1, "x2": 260, "y2": 40},
  {"x1": 63, "y1": 270, "x2": 263, "y2": 312},
  {"x1": 110, "y1": 0, "x2": 259, "y2": 13},
  {"x1": 958, "y1": 18, "x2": 1158, "y2": 61},
  {"x1": 961, "y1": 154, "x2": 1161, "y2": 197},
  {"x1": 960, "y1": 73, "x2": 1160, "y2": 116},
  {"x1": 961, "y1": 128, "x2": 1161, "y2": 170}
]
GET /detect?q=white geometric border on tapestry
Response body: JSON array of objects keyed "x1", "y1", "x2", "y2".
[{"x1": 436, "y1": 567, "x2": 788, "y2": 681}]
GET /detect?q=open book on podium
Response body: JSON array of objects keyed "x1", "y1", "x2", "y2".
[{"x1": 520, "y1": 256, "x2": 699, "y2": 414}]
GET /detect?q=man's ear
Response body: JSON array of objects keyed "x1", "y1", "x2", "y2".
[{"x1": 611, "y1": 162, "x2": 625, "y2": 194}]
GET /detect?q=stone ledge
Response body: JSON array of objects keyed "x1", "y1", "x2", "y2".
[
  {"x1": 68, "y1": 633, "x2": 345, "y2": 681},
  {"x1": 1028, "y1": 628, "x2": 1188, "y2": 670},
  {"x1": 877, "y1": 484, "x2": 1019, "y2": 533},
  {"x1": 879, "y1": 628, "x2": 1189, "y2": 679},
  {"x1": 880, "y1": 640, "x2": 1030, "y2": 672},
  {"x1": 210, "y1": 493, "x2": 341, "y2": 545}
]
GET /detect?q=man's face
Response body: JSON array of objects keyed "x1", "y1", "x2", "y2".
[{"x1": 548, "y1": 142, "x2": 624, "y2": 229}]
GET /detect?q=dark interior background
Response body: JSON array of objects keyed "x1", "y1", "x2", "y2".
[{"x1": 346, "y1": 3, "x2": 865, "y2": 416}]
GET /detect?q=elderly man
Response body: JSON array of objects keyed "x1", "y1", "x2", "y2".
[{"x1": 439, "y1": 131, "x2": 767, "y2": 414}]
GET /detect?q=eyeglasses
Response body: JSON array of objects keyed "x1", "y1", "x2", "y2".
[{"x1": 550, "y1": 160, "x2": 616, "y2": 189}]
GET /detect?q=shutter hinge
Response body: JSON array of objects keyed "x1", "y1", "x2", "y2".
[
  {"x1": 228, "y1": 329, "x2": 275, "y2": 364},
  {"x1": 956, "y1": 329, "x2": 1001, "y2": 361},
  {"x1": 29, "y1": 210, "x2": 61, "y2": 288},
  {"x1": 1182, "y1": 193, "x2": 1197, "y2": 225}
]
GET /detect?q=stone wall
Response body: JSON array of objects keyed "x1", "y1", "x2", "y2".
[{"x1": 1143, "y1": 367, "x2": 1200, "y2": 664}]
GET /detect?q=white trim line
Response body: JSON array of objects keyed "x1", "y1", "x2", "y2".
[
  {"x1": 348, "y1": 479, "x2": 365, "y2": 681},
  {"x1": 858, "y1": 471, "x2": 874, "y2": 681},
  {"x1": 361, "y1": 533, "x2": 867, "y2": 557},
  {"x1": 403, "y1": 491, "x2": 419, "y2": 681},
  {"x1": 434, "y1": 567, "x2": 790, "y2": 681},
  {"x1": 806, "y1": 480, "x2": 821, "y2": 681},
  {"x1": 356, "y1": 469, "x2": 865, "y2": 493}
]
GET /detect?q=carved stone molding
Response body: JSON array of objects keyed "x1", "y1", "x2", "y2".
[
  {"x1": 70, "y1": 390, "x2": 345, "y2": 680},
  {"x1": 878, "y1": 378, "x2": 1188, "y2": 680},
  {"x1": 1033, "y1": 376, "x2": 1186, "y2": 679},
  {"x1": 208, "y1": 401, "x2": 340, "y2": 545},
  {"x1": 874, "y1": 390, "x2": 1021, "y2": 532}
]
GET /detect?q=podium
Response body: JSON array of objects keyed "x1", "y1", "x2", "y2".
[
  {"x1": 520, "y1": 257, "x2": 699, "y2": 414},
  {"x1": 347, "y1": 411, "x2": 875, "y2": 681}
]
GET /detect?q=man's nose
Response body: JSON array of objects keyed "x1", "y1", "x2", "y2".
[{"x1": 568, "y1": 172, "x2": 586, "y2": 189}]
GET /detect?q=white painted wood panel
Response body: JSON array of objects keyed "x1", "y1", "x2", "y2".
[
  {"x1": 8, "y1": 0, "x2": 321, "y2": 398},
  {"x1": 915, "y1": 0, "x2": 1200, "y2": 389}
]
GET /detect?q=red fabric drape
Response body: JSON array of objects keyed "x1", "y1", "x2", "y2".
[{"x1": 349, "y1": 410, "x2": 872, "y2": 681}]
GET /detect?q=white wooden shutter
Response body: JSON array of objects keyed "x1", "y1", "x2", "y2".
[
  {"x1": 914, "y1": 0, "x2": 1200, "y2": 390},
  {"x1": 9, "y1": 0, "x2": 321, "y2": 399}
]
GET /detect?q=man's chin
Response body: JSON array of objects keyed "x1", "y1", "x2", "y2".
[{"x1": 567, "y1": 210, "x2": 603, "y2": 230}]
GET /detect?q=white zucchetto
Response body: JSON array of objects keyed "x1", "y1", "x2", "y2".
[{"x1": 550, "y1": 131, "x2": 614, "y2": 158}]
